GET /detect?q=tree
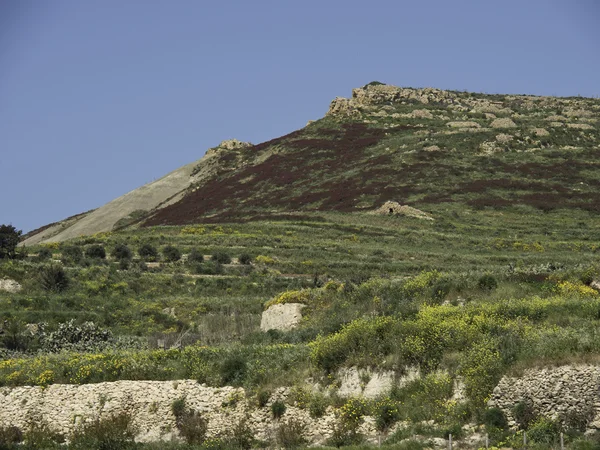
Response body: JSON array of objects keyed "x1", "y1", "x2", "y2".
[
  {"x1": 0, "y1": 224, "x2": 22, "y2": 259},
  {"x1": 138, "y1": 243, "x2": 158, "y2": 261},
  {"x1": 162, "y1": 245, "x2": 181, "y2": 262},
  {"x1": 112, "y1": 243, "x2": 132, "y2": 261}
]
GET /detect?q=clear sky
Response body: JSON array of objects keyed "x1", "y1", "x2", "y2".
[{"x1": 1, "y1": 0, "x2": 599, "y2": 233}]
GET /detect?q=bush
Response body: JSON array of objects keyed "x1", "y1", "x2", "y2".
[
  {"x1": 187, "y1": 248, "x2": 205, "y2": 264},
  {"x1": 276, "y1": 418, "x2": 307, "y2": 449},
  {"x1": 220, "y1": 354, "x2": 247, "y2": 386},
  {"x1": 111, "y1": 244, "x2": 132, "y2": 261},
  {"x1": 239, "y1": 253, "x2": 252, "y2": 265},
  {"x1": 478, "y1": 274, "x2": 498, "y2": 291},
  {"x1": 70, "y1": 412, "x2": 136, "y2": 450},
  {"x1": 138, "y1": 244, "x2": 158, "y2": 261},
  {"x1": 162, "y1": 245, "x2": 181, "y2": 263},
  {"x1": 39, "y1": 264, "x2": 69, "y2": 292},
  {"x1": 192, "y1": 261, "x2": 223, "y2": 275},
  {"x1": 271, "y1": 400, "x2": 287, "y2": 419},
  {"x1": 171, "y1": 397, "x2": 208, "y2": 445},
  {"x1": 85, "y1": 245, "x2": 106, "y2": 259},
  {"x1": 256, "y1": 389, "x2": 270, "y2": 408},
  {"x1": 36, "y1": 247, "x2": 52, "y2": 261},
  {"x1": 212, "y1": 251, "x2": 231, "y2": 264},
  {"x1": 527, "y1": 416, "x2": 559, "y2": 444},
  {"x1": 61, "y1": 245, "x2": 83, "y2": 265},
  {"x1": 375, "y1": 398, "x2": 401, "y2": 431},
  {"x1": 512, "y1": 399, "x2": 537, "y2": 430},
  {"x1": 0, "y1": 425, "x2": 23, "y2": 446},
  {"x1": 309, "y1": 393, "x2": 328, "y2": 418},
  {"x1": 42, "y1": 319, "x2": 113, "y2": 353},
  {"x1": 483, "y1": 407, "x2": 508, "y2": 430}
]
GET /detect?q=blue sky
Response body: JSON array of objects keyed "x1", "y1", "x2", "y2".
[{"x1": 1, "y1": 0, "x2": 599, "y2": 233}]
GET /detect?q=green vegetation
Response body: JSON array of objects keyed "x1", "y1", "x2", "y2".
[{"x1": 0, "y1": 225, "x2": 21, "y2": 259}]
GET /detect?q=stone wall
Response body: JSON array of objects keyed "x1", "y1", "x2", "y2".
[
  {"x1": 488, "y1": 365, "x2": 600, "y2": 429},
  {"x1": 0, "y1": 380, "x2": 380, "y2": 445}
]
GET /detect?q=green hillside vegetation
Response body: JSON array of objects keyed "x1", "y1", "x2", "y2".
[{"x1": 3, "y1": 84, "x2": 600, "y2": 448}]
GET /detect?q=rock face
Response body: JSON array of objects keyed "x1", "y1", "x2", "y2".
[
  {"x1": 260, "y1": 303, "x2": 305, "y2": 332},
  {"x1": 336, "y1": 367, "x2": 414, "y2": 399},
  {"x1": 0, "y1": 278, "x2": 22, "y2": 293},
  {"x1": 488, "y1": 365, "x2": 600, "y2": 429},
  {"x1": 0, "y1": 380, "x2": 382, "y2": 445}
]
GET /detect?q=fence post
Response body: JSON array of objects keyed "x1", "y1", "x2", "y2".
[
  {"x1": 448, "y1": 433, "x2": 452, "y2": 450},
  {"x1": 560, "y1": 432, "x2": 564, "y2": 450},
  {"x1": 485, "y1": 433, "x2": 489, "y2": 449},
  {"x1": 523, "y1": 431, "x2": 527, "y2": 447}
]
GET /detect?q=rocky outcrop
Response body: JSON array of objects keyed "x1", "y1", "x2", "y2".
[
  {"x1": 0, "y1": 278, "x2": 22, "y2": 293},
  {"x1": 260, "y1": 303, "x2": 305, "y2": 332},
  {"x1": 488, "y1": 365, "x2": 600, "y2": 429},
  {"x1": 326, "y1": 84, "x2": 457, "y2": 116},
  {"x1": 371, "y1": 201, "x2": 434, "y2": 221}
]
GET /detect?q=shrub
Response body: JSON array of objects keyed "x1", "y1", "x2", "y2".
[
  {"x1": 478, "y1": 274, "x2": 498, "y2": 291},
  {"x1": 70, "y1": 412, "x2": 136, "y2": 450},
  {"x1": 255, "y1": 255, "x2": 275, "y2": 265},
  {"x1": 39, "y1": 264, "x2": 69, "y2": 292},
  {"x1": 220, "y1": 354, "x2": 247, "y2": 386},
  {"x1": 187, "y1": 248, "x2": 205, "y2": 264},
  {"x1": 271, "y1": 400, "x2": 287, "y2": 419},
  {"x1": 375, "y1": 398, "x2": 401, "y2": 431},
  {"x1": 512, "y1": 399, "x2": 537, "y2": 430},
  {"x1": 111, "y1": 244, "x2": 132, "y2": 261},
  {"x1": 239, "y1": 253, "x2": 252, "y2": 265},
  {"x1": 527, "y1": 416, "x2": 559, "y2": 444},
  {"x1": 0, "y1": 425, "x2": 23, "y2": 446},
  {"x1": 36, "y1": 247, "x2": 52, "y2": 261},
  {"x1": 192, "y1": 261, "x2": 223, "y2": 275},
  {"x1": 22, "y1": 421, "x2": 64, "y2": 448},
  {"x1": 309, "y1": 393, "x2": 328, "y2": 418},
  {"x1": 483, "y1": 407, "x2": 508, "y2": 430},
  {"x1": 162, "y1": 245, "x2": 181, "y2": 263},
  {"x1": 138, "y1": 244, "x2": 158, "y2": 261},
  {"x1": 42, "y1": 319, "x2": 113, "y2": 353},
  {"x1": 257, "y1": 389, "x2": 270, "y2": 408},
  {"x1": 61, "y1": 245, "x2": 83, "y2": 265},
  {"x1": 171, "y1": 396, "x2": 208, "y2": 444},
  {"x1": 85, "y1": 244, "x2": 106, "y2": 259},
  {"x1": 225, "y1": 417, "x2": 254, "y2": 450},
  {"x1": 212, "y1": 251, "x2": 231, "y2": 264},
  {"x1": 276, "y1": 418, "x2": 307, "y2": 449}
]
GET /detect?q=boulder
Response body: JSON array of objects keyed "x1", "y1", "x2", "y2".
[
  {"x1": 260, "y1": 303, "x2": 305, "y2": 332},
  {"x1": 0, "y1": 278, "x2": 22, "y2": 293}
]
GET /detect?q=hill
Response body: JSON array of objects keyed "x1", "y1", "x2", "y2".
[
  {"x1": 3, "y1": 84, "x2": 600, "y2": 449},
  {"x1": 23, "y1": 82, "x2": 600, "y2": 244}
]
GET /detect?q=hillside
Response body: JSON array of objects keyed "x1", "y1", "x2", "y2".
[
  {"x1": 23, "y1": 82, "x2": 600, "y2": 244},
  {"x1": 3, "y1": 84, "x2": 600, "y2": 449}
]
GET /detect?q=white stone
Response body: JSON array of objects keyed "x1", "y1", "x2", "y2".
[
  {"x1": 260, "y1": 303, "x2": 305, "y2": 332},
  {"x1": 0, "y1": 278, "x2": 22, "y2": 293}
]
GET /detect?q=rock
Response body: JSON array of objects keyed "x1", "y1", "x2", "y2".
[
  {"x1": 371, "y1": 201, "x2": 434, "y2": 221},
  {"x1": 0, "y1": 278, "x2": 22, "y2": 293},
  {"x1": 590, "y1": 280, "x2": 600, "y2": 292},
  {"x1": 327, "y1": 97, "x2": 360, "y2": 116},
  {"x1": 260, "y1": 303, "x2": 305, "y2": 332},
  {"x1": 567, "y1": 123, "x2": 595, "y2": 130},
  {"x1": 532, "y1": 127, "x2": 550, "y2": 137},
  {"x1": 447, "y1": 121, "x2": 481, "y2": 128},
  {"x1": 336, "y1": 367, "x2": 395, "y2": 399},
  {"x1": 491, "y1": 118, "x2": 517, "y2": 128},
  {"x1": 424, "y1": 145, "x2": 441, "y2": 152},
  {"x1": 411, "y1": 109, "x2": 434, "y2": 119},
  {"x1": 495, "y1": 133, "x2": 513, "y2": 144}
]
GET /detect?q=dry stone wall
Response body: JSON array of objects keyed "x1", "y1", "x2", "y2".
[
  {"x1": 488, "y1": 365, "x2": 600, "y2": 430},
  {"x1": 0, "y1": 380, "x2": 381, "y2": 445}
]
